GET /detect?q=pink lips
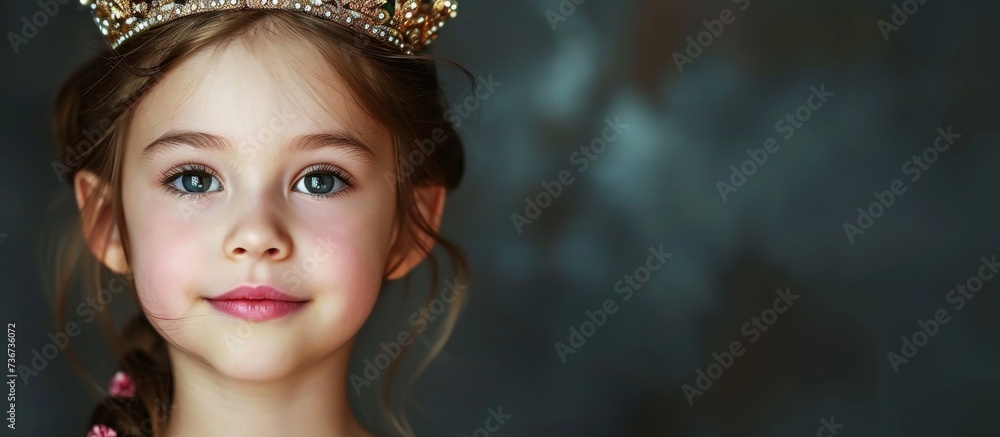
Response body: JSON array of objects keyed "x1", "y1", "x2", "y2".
[{"x1": 207, "y1": 285, "x2": 308, "y2": 322}]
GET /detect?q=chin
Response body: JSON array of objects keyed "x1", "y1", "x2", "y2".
[
  {"x1": 155, "y1": 315, "x2": 309, "y2": 383},
  {"x1": 194, "y1": 320, "x2": 356, "y2": 383},
  {"x1": 200, "y1": 336, "x2": 306, "y2": 382}
]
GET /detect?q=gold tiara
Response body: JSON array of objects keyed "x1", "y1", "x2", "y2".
[{"x1": 79, "y1": 0, "x2": 458, "y2": 54}]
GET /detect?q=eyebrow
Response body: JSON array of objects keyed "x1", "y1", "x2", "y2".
[{"x1": 140, "y1": 130, "x2": 377, "y2": 163}]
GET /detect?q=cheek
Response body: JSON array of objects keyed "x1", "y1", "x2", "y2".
[
  {"x1": 287, "y1": 200, "x2": 396, "y2": 326},
  {"x1": 305, "y1": 241, "x2": 383, "y2": 329},
  {"x1": 125, "y1": 196, "x2": 211, "y2": 318},
  {"x1": 292, "y1": 210, "x2": 390, "y2": 294}
]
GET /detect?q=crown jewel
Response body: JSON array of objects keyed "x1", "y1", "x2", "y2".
[{"x1": 79, "y1": 0, "x2": 458, "y2": 53}]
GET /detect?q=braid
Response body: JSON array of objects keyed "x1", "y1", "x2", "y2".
[{"x1": 85, "y1": 315, "x2": 173, "y2": 437}]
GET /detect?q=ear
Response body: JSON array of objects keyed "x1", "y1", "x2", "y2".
[
  {"x1": 74, "y1": 170, "x2": 129, "y2": 274},
  {"x1": 384, "y1": 184, "x2": 446, "y2": 280}
]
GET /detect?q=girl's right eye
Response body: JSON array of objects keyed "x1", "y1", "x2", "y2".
[{"x1": 165, "y1": 171, "x2": 223, "y2": 195}]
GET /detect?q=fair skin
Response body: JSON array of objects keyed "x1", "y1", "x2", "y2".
[{"x1": 73, "y1": 34, "x2": 445, "y2": 437}]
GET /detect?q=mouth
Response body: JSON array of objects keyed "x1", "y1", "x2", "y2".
[{"x1": 206, "y1": 285, "x2": 309, "y2": 322}]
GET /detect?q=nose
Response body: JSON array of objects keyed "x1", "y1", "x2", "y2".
[{"x1": 224, "y1": 202, "x2": 292, "y2": 263}]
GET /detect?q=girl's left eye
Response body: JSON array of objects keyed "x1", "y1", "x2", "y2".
[{"x1": 293, "y1": 171, "x2": 350, "y2": 197}]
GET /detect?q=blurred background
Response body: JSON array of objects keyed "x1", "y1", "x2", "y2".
[{"x1": 2, "y1": 0, "x2": 999, "y2": 435}]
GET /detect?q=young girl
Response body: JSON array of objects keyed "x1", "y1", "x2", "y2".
[{"x1": 50, "y1": 1, "x2": 470, "y2": 435}]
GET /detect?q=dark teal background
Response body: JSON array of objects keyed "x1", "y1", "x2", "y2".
[{"x1": 2, "y1": 0, "x2": 999, "y2": 435}]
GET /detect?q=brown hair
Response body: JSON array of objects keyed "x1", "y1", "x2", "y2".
[{"x1": 48, "y1": 9, "x2": 471, "y2": 436}]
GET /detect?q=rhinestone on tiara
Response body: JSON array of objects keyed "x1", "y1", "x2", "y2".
[{"x1": 79, "y1": 0, "x2": 458, "y2": 54}]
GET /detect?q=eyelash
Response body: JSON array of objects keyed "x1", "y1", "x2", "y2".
[
  {"x1": 157, "y1": 162, "x2": 219, "y2": 200},
  {"x1": 298, "y1": 163, "x2": 356, "y2": 199},
  {"x1": 157, "y1": 161, "x2": 356, "y2": 200}
]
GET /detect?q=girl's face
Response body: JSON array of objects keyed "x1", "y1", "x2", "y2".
[{"x1": 117, "y1": 38, "x2": 403, "y2": 380}]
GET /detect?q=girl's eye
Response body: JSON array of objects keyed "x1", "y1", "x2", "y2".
[
  {"x1": 293, "y1": 172, "x2": 348, "y2": 196},
  {"x1": 168, "y1": 171, "x2": 223, "y2": 194}
]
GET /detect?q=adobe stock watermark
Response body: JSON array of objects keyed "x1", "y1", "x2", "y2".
[
  {"x1": 349, "y1": 278, "x2": 467, "y2": 394},
  {"x1": 511, "y1": 116, "x2": 629, "y2": 234},
  {"x1": 681, "y1": 287, "x2": 800, "y2": 405},
  {"x1": 51, "y1": 81, "x2": 153, "y2": 183},
  {"x1": 545, "y1": 0, "x2": 586, "y2": 31},
  {"x1": 877, "y1": 0, "x2": 932, "y2": 41},
  {"x1": 223, "y1": 236, "x2": 343, "y2": 351},
  {"x1": 841, "y1": 126, "x2": 959, "y2": 244},
  {"x1": 464, "y1": 406, "x2": 511, "y2": 437},
  {"x1": 227, "y1": 103, "x2": 297, "y2": 177},
  {"x1": 97, "y1": 397, "x2": 174, "y2": 437},
  {"x1": 223, "y1": 318, "x2": 257, "y2": 353},
  {"x1": 554, "y1": 245, "x2": 672, "y2": 363},
  {"x1": 6, "y1": 323, "x2": 15, "y2": 430},
  {"x1": 7, "y1": 0, "x2": 71, "y2": 54},
  {"x1": 14, "y1": 272, "x2": 134, "y2": 386},
  {"x1": 134, "y1": 398, "x2": 175, "y2": 436},
  {"x1": 278, "y1": 236, "x2": 338, "y2": 295},
  {"x1": 672, "y1": 0, "x2": 751, "y2": 73},
  {"x1": 176, "y1": 105, "x2": 308, "y2": 225},
  {"x1": 716, "y1": 84, "x2": 833, "y2": 202},
  {"x1": 174, "y1": 105, "x2": 299, "y2": 223},
  {"x1": 887, "y1": 254, "x2": 998, "y2": 373},
  {"x1": 813, "y1": 415, "x2": 846, "y2": 437},
  {"x1": 384, "y1": 74, "x2": 501, "y2": 191},
  {"x1": 51, "y1": 116, "x2": 112, "y2": 183},
  {"x1": 444, "y1": 75, "x2": 502, "y2": 130}
]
